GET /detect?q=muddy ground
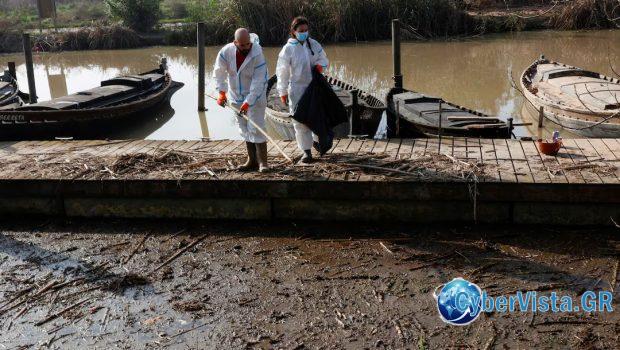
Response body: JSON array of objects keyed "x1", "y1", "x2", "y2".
[{"x1": 0, "y1": 219, "x2": 618, "y2": 349}]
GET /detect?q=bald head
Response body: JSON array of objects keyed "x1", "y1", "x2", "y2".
[
  {"x1": 234, "y1": 28, "x2": 250, "y2": 41},
  {"x1": 234, "y1": 28, "x2": 252, "y2": 55}
]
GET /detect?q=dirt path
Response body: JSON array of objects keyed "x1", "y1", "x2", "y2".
[{"x1": 0, "y1": 220, "x2": 618, "y2": 349}]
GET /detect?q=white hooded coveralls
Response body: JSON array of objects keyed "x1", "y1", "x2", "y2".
[
  {"x1": 213, "y1": 40, "x2": 269, "y2": 143},
  {"x1": 276, "y1": 37, "x2": 329, "y2": 151}
]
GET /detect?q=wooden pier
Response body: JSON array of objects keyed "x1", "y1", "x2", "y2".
[{"x1": 0, "y1": 138, "x2": 618, "y2": 225}]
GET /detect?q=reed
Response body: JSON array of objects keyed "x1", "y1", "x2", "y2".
[
  {"x1": 227, "y1": 0, "x2": 476, "y2": 44},
  {"x1": 549, "y1": 0, "x2": 620, "y2": 30}
]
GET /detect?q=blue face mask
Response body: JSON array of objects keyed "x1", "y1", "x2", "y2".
[{"x1": 296, "y1": 31, "x2": 309, "y2": 42}]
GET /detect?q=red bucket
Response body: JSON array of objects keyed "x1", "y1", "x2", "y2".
[{"x1": 536, "y1": 139, "x2": 562, "y2": 156}]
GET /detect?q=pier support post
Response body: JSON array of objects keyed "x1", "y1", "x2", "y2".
[
  {"x1": 438, "y1": 101, "x2": 443, "y2": 153},
  {"x1": 22, "y1": 33, "x2": 37, "y2": 103},
  {"x1": 197, "y1": 22, "x2": 206, "y2": 112},
  {"x1": 349, "y1": 89, "x2": 362, "y2": 137},
  {"x1": 391, "y1": 19, "x2": 403, "y2": 90},
  {"x1": 538, "y1": 106, "x2": 544, "y2": 128},
  {"x1": 7, "y1": 62, "x2": 16, "y2": 80}
]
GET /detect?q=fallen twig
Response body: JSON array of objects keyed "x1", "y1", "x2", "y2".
[
  {"x1": 35, "y1": 298, "x2": 91, "y2": 326},
  {"x1": 379, "y1": 242, "x2": 393, "y2": 254},
  {"x1": 123, "y1": 234, "x2": 151, "y2": 264},
  {"x1": 153, "y1": 234, "x2": 209, "y2": 272}
]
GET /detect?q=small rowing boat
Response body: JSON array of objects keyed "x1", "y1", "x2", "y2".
[
  {"x1": 0, "y1": 58, "x2": 183, "y2": 140},
  {"x1": 521, "y1": 56, "x2": 620, "y2": 138},
  {"x1": 386, "y1": 88, "x2": 512, "y2": 138},
  {"x1": 0, "y1": 71, "x2": 25, "y2": 107},
  {"x1": 266, "y1": 75, "x2": 386, "y2": 139}
]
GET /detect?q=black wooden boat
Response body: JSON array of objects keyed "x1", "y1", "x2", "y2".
[
  {"x1": 386, "y1": 88, "x2": 512, "y2": 138},
  {"x1": 0, "y1": 59, "x2": 183, "y2": 140},
  {"x1": 266, "y1": 75, "x2": 386, "y2": 139}
]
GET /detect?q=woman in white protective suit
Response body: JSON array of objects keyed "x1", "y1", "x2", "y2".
[
  {"x1": 276, "y1": 16, "x2": 329, "y2": 164},
  {"x1": 213, "y1": 28, "x2": 269, "y2": 172}
]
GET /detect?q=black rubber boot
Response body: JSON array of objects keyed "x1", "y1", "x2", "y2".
[
  {"x1": 300, "y1": 149, "x2": 313, "y2": 164},
  {"x1": 238, "y1": 142, "x2": 258, "y2": 171},
  {"x1": 255, "y1": 142, "x2": 269, "y2": 173}
]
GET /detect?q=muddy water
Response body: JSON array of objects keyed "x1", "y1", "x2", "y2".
[{"x1": 1, "y1": 30, "x2": 619, "y2": 140}]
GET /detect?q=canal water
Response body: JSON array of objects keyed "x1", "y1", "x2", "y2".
[{"x1": 1, "y1": 30, "x2": 619, "y2": 140}]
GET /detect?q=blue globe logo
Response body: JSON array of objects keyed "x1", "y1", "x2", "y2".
[{"x1": 434, "y1": 278, "x2": 483, "y2": 326}]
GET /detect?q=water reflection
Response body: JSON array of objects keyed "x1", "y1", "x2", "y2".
[{"x1": 0, "y1": 30, "x2": 618, "y2": 140}]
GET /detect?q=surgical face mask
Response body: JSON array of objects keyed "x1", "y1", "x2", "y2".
[{"x1": 295, "y1": 31, "x2": 309, "y2": 42}]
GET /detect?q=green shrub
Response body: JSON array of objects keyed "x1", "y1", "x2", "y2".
[{"x1": 105, "y1": 0, "x2": 162, "y2": 32}]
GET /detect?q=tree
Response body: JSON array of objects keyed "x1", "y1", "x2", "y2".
[{"x1": 105, "y1": 0, "x2": 161, "y2": 32}]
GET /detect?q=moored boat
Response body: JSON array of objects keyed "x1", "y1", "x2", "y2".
[
  {"x1": 265, "y1": 75, "x2": 386, "y2": 139},
  {"x1": 0, "y1": 71, "x2": 25, "y2": 108},
  {"x1": 386, "y1": 88, "x2": 512, "y2": 138},
  {"x1": 520, "y1": 56, "x2": 620, "y2": 138},
  {"x1": 0, "y1": 59, "x2": 183, "y2": 140}
]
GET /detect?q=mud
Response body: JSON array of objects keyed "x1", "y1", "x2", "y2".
[{"x1": 0, "y1": 219, "x2": 618, "y2": 349}]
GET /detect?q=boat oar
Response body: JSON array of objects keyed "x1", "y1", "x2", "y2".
[{"x1": 205, "y1": 94, "x2": 293, "y2": 164}]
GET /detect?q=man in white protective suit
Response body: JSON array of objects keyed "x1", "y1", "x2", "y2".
[
  {"x1": 276, "y1": 16, "x2": 329, "y2": 164},
  {"x1": 213, "y1": 28, "x2": 269, "y2": 172}
]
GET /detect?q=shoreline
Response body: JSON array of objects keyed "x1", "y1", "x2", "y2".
[{"x1": 0, "y1": 11, "x2": 617, "y2": 54}]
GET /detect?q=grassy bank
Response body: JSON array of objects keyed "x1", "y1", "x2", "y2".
[{"x1": 0, "y1": 0, "x2": 618, "y2": 53}]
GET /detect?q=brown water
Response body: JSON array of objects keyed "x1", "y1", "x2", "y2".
[{"x1": 1, "y1": 30, "x2": 619, "y2": 140}]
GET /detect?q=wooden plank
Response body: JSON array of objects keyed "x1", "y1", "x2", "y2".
[
  {"x1": 96, "y1": 140, "x2": 143, "y2": 158},
  {"x1": 579, "y1": 139, "x2": 618, "y2": 184},
  {"x1": 411, "y1": 138, "x2": 427, "y2": 159},
  {"x1": 356, "y1": 139, "x2": 379, "y2": 182},
  {"x1": 334, "y1": 139, "x2": 367, "y2": 182},
  {"x1": 601, "y1": 139, "x2": 620, "y2": 160},
  {"x1": 479, "y1": 138, "x2": 501, "y2": 183},
  {"x1": 325, "y1": 138, "x2": 350, "y2": 181},
  {"x1": 384, "y1": 139, "x2": 402, "y2": 159},
  {"x1": 591, "y1": 139, "x2": 620, "y2": 181},
  {"x1": 521, "y1": 140, "x2": 552, "y2": 183},
  {"x1": 556, "y1": 140, "x2": 585, "y2": 184},
  {"x1": 453, "y1": 137, "x2": 467, "y2": 160},
  {"x1": 398, "y1": 139, "x2": 415, "y2": 159},
  {"x1": 565, "y1": 139, "x2": 602, "y2": 184},
  {"x1": 208, "y1": 140, "x2": 234, "y2": 154},
  {"x1": 176, "y1": 140, "x2": 200, "y2": 152},
  {"x1": 506, "y1": 139, "x2": 534, "y2": 183},
  {"x1": 466, "y1": 137, "x2": 482, "y2": 162},
  {"x1": 372, "y1": 139, "x2": 389, "y2": 155},
  {"x1": 492, "y1": 139, "x2": 517, "y2": 183}
]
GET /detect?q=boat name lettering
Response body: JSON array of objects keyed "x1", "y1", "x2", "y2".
[{"x1": 0, "y1": 114, "x2": 24, "y2": 121}]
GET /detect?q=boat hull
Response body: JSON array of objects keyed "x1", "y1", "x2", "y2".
[
  {"x1": 520, "y1": 57, "x2": 620, "y2": 138},
  {"x1": 0, "y1": 68, "x2": 183, "y2": 140},
  {"x1": 386, "y1": 88, "x2": 511, "y2": 139},
  {"x1": 265, "y1": 75, "x2": 386, "y2": 140}
]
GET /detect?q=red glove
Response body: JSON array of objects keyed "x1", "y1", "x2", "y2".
[
  {"x1": 280, "y1": 95, "x2": 288, "y2": 105},
  {"x1": 217, "y1": 91, "x2": 227, "y2": 107},
  {"x1": 240, "y1": 102, "x2": 250, "y2": 115},
  {"x1": 315, "y1": 65, "x2": 324, "y2": 73}
]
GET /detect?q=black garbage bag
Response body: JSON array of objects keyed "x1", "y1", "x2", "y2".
[{"x1": 292, "y1": 68, "x2": 348, "y2": 155}]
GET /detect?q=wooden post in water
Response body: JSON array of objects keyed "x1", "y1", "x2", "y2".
[
  {"x1": 349, "y1": 89, "x2": 361, "y2": 137},
  {"x1": 392, "y1": 19, "x2": 403, "y2": 90},
  {"x1": 7, "y1": 62, "x2": 16, "y2": 80},
  {"x1": 538, "y1": 106, "x2": 544, "y2": 128},
  {"x1": 197, "y1": 22, "x2": 206, "y2": 112},
  {"x1": 22, "y1": 33, "x2": 37, "y2": 103},
  {"x1": 438, "y1": 100, "x2": 443, "y2": 153},
  {"x1": 507, "y1": 117, "x2": 514, "y2": 139}
]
